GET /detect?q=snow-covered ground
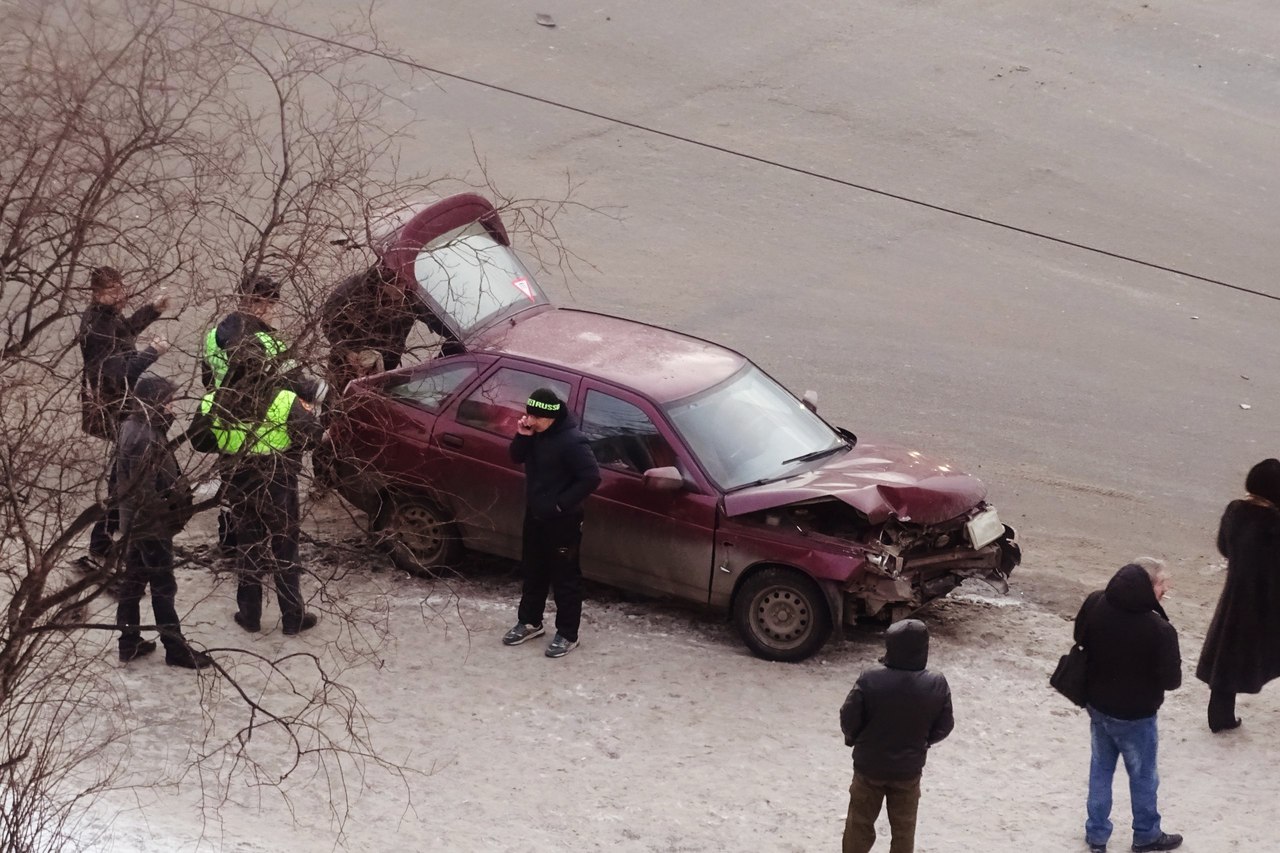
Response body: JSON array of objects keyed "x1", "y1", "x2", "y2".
[{"x1": 72, "y1": 503, "x2": 1277, "y2": 853}]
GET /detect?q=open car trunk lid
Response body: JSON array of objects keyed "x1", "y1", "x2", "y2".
[{"x1": 378, "y1": 193, "x2": 553, "y2": 346}]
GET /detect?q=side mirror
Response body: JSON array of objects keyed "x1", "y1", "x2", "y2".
[
  {"x1": 801, "y1": 390, "x2": 818, "y2": 413},
  {"x1": 642, "y1": 466, "x2": 684, "y2": 492}
]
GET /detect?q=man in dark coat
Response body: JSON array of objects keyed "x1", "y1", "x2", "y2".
[
  {"x1": 77, "y1": 266, "x2": 170, "y2": 560},
  {"x1": 839, "y1": 619, "x2": 953, "y2": 853},
  {"x1": 1196, "y1": 458, "x2": 1280, "y2": 732},
  {"x1": 1075, "y1": 559, "x2": 1183, "y2": 853},
  {"x1": 502, "y1": 388, "x2": 601, "y2": 658},
  {"x1": 320, "y1": 264, "x2": 449, "y2": 393},
  {"x1": 113, "y1": 374, "x2": 212, "y2": 669}
]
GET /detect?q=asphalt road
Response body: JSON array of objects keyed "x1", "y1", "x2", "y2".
[{"x1": 290, "y1": 0, "x2": 1279, "y2": 603}]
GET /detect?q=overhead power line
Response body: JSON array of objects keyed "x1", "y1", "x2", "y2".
[{"x1": 184, "y1": 0, "x2": 1278, "y2": 304}]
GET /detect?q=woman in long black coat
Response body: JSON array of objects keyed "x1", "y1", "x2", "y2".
[{"x1": 1196, "y1": 458, "x2": 1280, "y2": 732}]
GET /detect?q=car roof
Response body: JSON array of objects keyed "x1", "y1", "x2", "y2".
[{"x1": 468, "y1": 308, "x2": 748, "y2": 404}]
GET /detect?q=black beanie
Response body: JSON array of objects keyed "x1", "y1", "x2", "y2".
[
  {"x1": 526, "y1": 387, "x2": 565, "y2": 420},
  {"x1": 1245, "y1": 458, "x2": 1280, "y2": 504},
  {"x1": 238, "y1": 273, "x2": 282, "y2": 300}
]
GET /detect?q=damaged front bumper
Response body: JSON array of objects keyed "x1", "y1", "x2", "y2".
[{"x1": 846, "y1": 520, "x2": 1021, "y2": 622}]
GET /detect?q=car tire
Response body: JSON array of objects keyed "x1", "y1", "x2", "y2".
[
  {"x1": 384, "y1": 497, "x2": 462, "y2": 576},
  {"x1": 733, "y1": 567, "x2": 832, "y2": 663}
]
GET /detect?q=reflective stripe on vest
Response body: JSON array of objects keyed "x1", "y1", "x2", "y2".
[
  {"x1": 199, "y1": 390, "x2": 297, "y2": 454},
  {"x1": 202, "y1": 327, "x2": 292, "y2": 388}
]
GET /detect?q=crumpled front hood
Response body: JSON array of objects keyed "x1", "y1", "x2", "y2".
[{"x1": 722, "y1": 438, "x2": 988, "y2": 525}]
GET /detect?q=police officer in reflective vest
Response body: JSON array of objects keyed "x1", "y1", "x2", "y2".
[
  {"x1": 202, "y1": 273, "x2": 295, "y2": 391},
  {"x1": 192, "y1": 337, "x2": 323, "y2": 635},
  {"x1": 202, "y1": 273, "x2": 313, "y2": 553}
]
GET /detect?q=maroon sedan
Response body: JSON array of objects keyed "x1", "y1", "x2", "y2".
[{"x1": 326, "y1": 194, "x2": 1020, "y2": 661}]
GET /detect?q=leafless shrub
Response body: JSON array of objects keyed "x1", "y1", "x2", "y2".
[{"x1": 0, "y1": 0, "x2": 590, "y2": 847}]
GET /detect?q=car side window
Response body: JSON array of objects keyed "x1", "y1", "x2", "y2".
[
  {"x1": 386, "y1": 362, "x2": 477, "y2": 411},
  {"x1": 581, "y1": 390, "x2": 677, "y2": 475},
  {"x1": 455, "y1": 367, "x2": 571, "y2": 437}
]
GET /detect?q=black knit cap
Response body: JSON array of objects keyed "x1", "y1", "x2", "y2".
[
  {"x1": 238, "y1": 273, "x2": 282, "y2": 300},
  {"x1": 526, "y1": 387, "x2": 565, "y2": 420},
  {"x1": 1245, "y1": 458, "x2": 1280, "y2": 504}
]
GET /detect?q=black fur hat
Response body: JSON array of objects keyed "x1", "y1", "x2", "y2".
[{"x1": 1245, "y1": 458, "x2": 1280, "y2": 504}]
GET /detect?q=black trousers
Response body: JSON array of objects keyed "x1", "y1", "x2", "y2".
[
  {"x1": 116, "y1": 539, "x2": 183, "y2": 652},
  {"x1": 229, "y1": 467, "x2": 305, "y2": 632},
  {"x1": 89, "y1": 460, "x2": 119, "y2": 557},
  {"x1": 517, "y1": 512, "x2": 584, "y2": 642}
]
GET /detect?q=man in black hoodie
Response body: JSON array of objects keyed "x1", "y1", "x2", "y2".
[
  {"x1": 113, "y1": 374, "x2": 212, "y2": 669},
  {"x1": 502, "y1": 388, "x2": 601, "y2": 659},
  {"x1": 839, "y1": 619, "x2": 953, "y2": 853},
  {"x1": 1075, "y1": 559, "x2": 1183, "y2": 853}
]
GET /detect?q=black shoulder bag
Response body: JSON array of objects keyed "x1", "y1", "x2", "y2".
[{"x1": 1050, "y1": 642, "x2": 1088, "y2": 708}]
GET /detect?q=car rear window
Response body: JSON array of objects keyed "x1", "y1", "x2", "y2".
[
  {"x1": 413, "y1": 221, "x2": 545, "y2": 337},
  {"x1": 387, "y1": 362, "x2": 478, "y2": 411}
]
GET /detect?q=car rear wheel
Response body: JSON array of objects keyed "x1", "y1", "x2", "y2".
[
  {"x1": 383, "y1": 497, "x2": 462, "y2": 576},
  {"x1": 733, "y1": 567, "x2": 832, "y2": 662}
]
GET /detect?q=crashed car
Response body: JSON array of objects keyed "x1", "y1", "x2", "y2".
[{"x1": 325, "y1": 193, "x2": 1021, "y2": 662}]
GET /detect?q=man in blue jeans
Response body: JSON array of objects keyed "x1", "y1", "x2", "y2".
[{"x1": 1074, "y1": 558, "x2": 1184, "y2": 853}]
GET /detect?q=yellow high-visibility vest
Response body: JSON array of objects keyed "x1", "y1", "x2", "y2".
[
  {"x1": 202, "y1": 327, "x2": 292, "y2": 389},
  {"x1": 199, "y1": 389, "x2": 297, "y2": 454}
]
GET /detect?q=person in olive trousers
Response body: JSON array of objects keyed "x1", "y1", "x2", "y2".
[{"x1": 840, "y1": 619, "x2": 953, "y2": 853}]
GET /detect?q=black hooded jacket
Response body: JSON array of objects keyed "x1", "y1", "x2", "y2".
[
  {"x1": 114, "y1": 375, "x2": 193, "y2": 542},
  {"x1": 1075, "y1": 563, "x2": 1182, "y2": 720},
  {"x1": 509, "y1": 414, "x2": 602, "y2": 521},
  {"x1": 839, "y1": 620, "x2": 954, "y2": 781}
]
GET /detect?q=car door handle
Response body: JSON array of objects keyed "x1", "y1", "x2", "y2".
[{"x1": 440, "y1": 433, "x2": 464, "y2": 448}]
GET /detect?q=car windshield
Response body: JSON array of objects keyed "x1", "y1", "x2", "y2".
[
  {"x1": 412, "y1": 221, "x2": 545, "y2": 337},
  {"x1": 664, "y1": 365, "x2": 847, "y2": 490}
]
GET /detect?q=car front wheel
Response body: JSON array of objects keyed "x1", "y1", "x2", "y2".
[{"x1": 733, "y1": 567, "x2": 832, "y2": 662}]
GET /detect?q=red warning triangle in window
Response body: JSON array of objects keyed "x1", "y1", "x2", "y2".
[{"x1": 511, "y1": 277, "x2": 536, "y2": 302}]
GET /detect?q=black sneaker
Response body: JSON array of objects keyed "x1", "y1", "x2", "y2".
[
  {"x1": 1089, "y1": 843, "x2": 1107, "y2": 853},
  {"x1": 232, "y1": 611, "x2": 261, "y2": 632},
  {"x1": 1133, "y1": 833, "x2": 1182, "y2": 852},
  {"x1": 544, "y1": 633, "x2": 579, "y2": 659},
  {"x1": 283, "y1": 613, "x2": 319, "y2": 636},
  {"x1": 502, "y1": 622, "x2": 545, "y2": 646},
  {"x1": 119, "y1": 640, "x2": 157, "y2": 662}
]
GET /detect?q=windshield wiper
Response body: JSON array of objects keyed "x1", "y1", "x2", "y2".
[
  {"x1": 780, "y1": 443, "x2": 848, "y2": 467},
  {"x1": 726, "y1": 476, "x2": 784, "y2": 493}
]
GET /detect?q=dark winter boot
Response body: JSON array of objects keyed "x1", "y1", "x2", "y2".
[
  {"x1": 165, "y1": 644, "x2": 214, "y2": 670},
  {"x1": 119, "y1": 639, "x2": 157, "y2": 662},
  {"x1": 282, "y1": 612, "x2": 319, "y2": 636},
  {"x1": 232, "y1": 610, "x2": 261, "y2": 632}
]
